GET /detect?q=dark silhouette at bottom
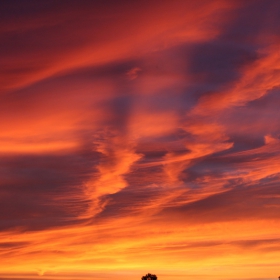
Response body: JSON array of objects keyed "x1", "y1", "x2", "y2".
[{"x1": 142, "y1": 273, "x2": 157, "y2": 280}]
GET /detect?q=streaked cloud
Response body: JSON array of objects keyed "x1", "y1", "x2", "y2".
[{"x1": 1, "y1": 1, "x2": 280, "y2": 280}]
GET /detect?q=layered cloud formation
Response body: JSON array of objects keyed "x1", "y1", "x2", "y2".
[{"x1": 1, "y1": 1, "x2": 280, "y2": 280}]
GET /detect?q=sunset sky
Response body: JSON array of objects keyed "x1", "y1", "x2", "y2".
[{"x1": 1, "y1": 1, "x2": 280, "y2": 280}]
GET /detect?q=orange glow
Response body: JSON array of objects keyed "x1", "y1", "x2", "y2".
[{"x1": 1, "y1": 1, "x2": 280, "y2": 280}]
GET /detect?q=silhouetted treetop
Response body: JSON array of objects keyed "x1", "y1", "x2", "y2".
[{"x1": 142, "y1": 273, "x2": 157, "y2": 280}]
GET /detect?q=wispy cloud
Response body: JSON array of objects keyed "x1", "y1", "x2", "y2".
[{"x1": 1, "y1": 1, "x2": 280, "y2": 280}]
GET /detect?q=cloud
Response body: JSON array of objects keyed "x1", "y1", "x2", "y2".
[
  {"x1": 126, "y1": 67, "x2": 142, "y2": 80},
  {"x1": 0, "y1": 0, "x2": 235, "y2": 92},
  {"x1": 1, "y1": 1, "x2": 280, "y2": 279}
]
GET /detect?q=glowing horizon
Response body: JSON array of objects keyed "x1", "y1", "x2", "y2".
[{"x1": 1, "y1": 1, "x2": 280, "y2": 280}]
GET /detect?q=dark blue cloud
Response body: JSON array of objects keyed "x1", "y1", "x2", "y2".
[
  {"x1": 0, "y1": 151, "x2": 99, "y2": 231},
  {"x1": 188, "y1": 41, "x2": 258, "y2": 85},
  {"x1": 219, "y1": 0, "x2": 280, "y2": 45}
]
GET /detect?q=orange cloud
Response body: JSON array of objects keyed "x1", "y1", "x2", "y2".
[
  {"x1": 1, "y1": 1, "x2": 280, "y2": 280},
  {"x1": 192, "y1": 44, "x2": 280, "y2": 115},
  {"x1": 0, "y1": 0, "x2": 235, "y2": 92}
]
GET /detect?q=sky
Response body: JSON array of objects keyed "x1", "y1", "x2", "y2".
[{"x1": 1, "y1": 0, "x2": 280, "y2": 279}]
